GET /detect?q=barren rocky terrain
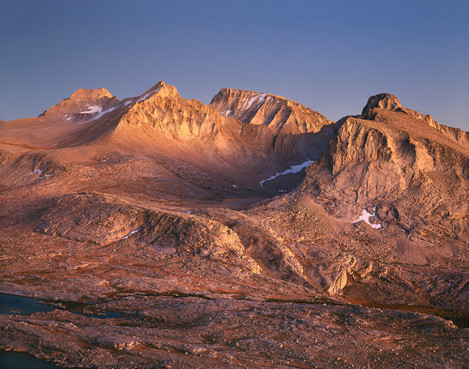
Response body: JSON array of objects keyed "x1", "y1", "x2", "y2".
[{"x1": 0, "y1": 82, "x2": 467, "y2": 368}]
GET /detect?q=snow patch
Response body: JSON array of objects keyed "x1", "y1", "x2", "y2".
[
  {"x1": 77, "y1": 106, "x2": 118, "y2": 123},
  {"x1": 121, "y1": 228, "x2": 141, "y2": 240},
  {"x1": 221, "y1": 109, "x2": 233, "y2": 116},
  {"x1": 91, "y1": 106, "x2": 117, "y2": 120},
  {"x1": 81, "y1": 105, "x2": 102, "y2": 114},
  {"x1": 260, "y1": 159, "x2": 315, "y2": 186},
  {"x1": 136, "y1": 86, "x2": 162, "y2": 103},
  {"x1": 242, "y1": 94, "x2": 267, "y2": 112},
  {"x1": 29, "y1": 169, "x2": 43, "y2": 176},
  {"x1": 352, "y1": 207, "x2": 382, "y2": 229},
  {"x1": 29, "y1": 169, "x2": 53, "y2": 180}
]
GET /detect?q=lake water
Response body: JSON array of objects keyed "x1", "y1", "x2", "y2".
[
  {"x1": 0, "y1": 293, "x2": 66, "y2": 368},
  {"x1": 0, "y1": 293, "x2": 123, "y2": 368},
  {"x1": 0, "y1": 293, "x2": 122, "y2": 318},
  {"x1": 0, "y1": 293, "x2": 53, "y2": 315},
  {"x1": 0, "y1": 351, "x2": 67, "y2": 369}
]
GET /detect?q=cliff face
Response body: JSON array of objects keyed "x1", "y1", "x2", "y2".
[
  {"x1": 299, "y1": 93, "x2": 469, "y2": 243},
  {"x1": 208, "y1": 88, "x2": 337, "y2": 174},
  {"x1": 210, "y1": 88, "x2": 333, "y2": 135},
  {"x1": 117, "y1": 82, "x2": 243, "y2": 141}
]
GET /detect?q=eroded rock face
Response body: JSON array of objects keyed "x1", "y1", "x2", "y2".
[
  {"x1": 36, "y1": 193, "x2": 146, "y2": 244},
  {"x1": 208, "y1": 88, "x2": 337, "y2": 169},
  {"x1": 300, "y1": 97, "x2": 469, "y2": 244},
  {"x1": 118, "y1": 82, "x2": 243, "y2": 141},
  {"x1": 35, "y1": 192, "x2": 261, "y2": 272},
  {"x1": 210, "y1": 88, "x2": 333, "y2": 135}
]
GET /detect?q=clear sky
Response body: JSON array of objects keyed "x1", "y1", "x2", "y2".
[{"x1": 1, "y1": 0, "x2": 468, "y2": 130}]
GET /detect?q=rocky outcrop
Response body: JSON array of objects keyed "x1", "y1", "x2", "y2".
[
  {"x1": 210, "y1": 88, "x2": 333, "y2": 135},
  {"x1": 362, "y1": 93, "x2": 469, "y2": 147},
  {"x1": 299, "y1": 93, "x2": 469, "y2": 243},
  {"x1": 36, "y1": 192, "x2": 261, "y2": 271},
  {"x1": 361, "y1": 93, "x2": 402, "y2": 115}
]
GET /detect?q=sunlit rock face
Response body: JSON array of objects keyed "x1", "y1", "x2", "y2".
[
  {"x1": 210, "y1": 87, "x2": 333, "y2": 135},
  {"x1": 300, "y1": 94, "x2": 469, "y2": 244}
]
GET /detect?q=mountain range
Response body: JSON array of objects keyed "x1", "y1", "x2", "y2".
[{"x1": 0, "y1": 82, "x2": 467, "y2": 368}]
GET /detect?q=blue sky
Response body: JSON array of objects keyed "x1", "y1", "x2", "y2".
[{"x1": 1, "y1": 0, "x2": 468, "y2": 130}]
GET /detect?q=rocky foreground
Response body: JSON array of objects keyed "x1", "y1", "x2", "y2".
[{"x1": 0, "y1": 83, "x2": 467, "y2": 368}]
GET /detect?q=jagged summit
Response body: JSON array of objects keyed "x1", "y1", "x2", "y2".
[
  {"x1": 210, "y1": 88, "x2": 333, "y2": 135},
  {"x1": 116, "y1": 81, "x2": 248, "y2": 143},
  {"x1": 361, "y1": 93, "x2": 402, "y2": 115},
  {"x1": 214, "y1": 88, "x2": 287, "y2": 103},
  {"x1": 134, "y1": 81, "x2": 180, "y2": 102},
  {"x1": 358, "y1": 93, "x2": 469, "y2": 146}
]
